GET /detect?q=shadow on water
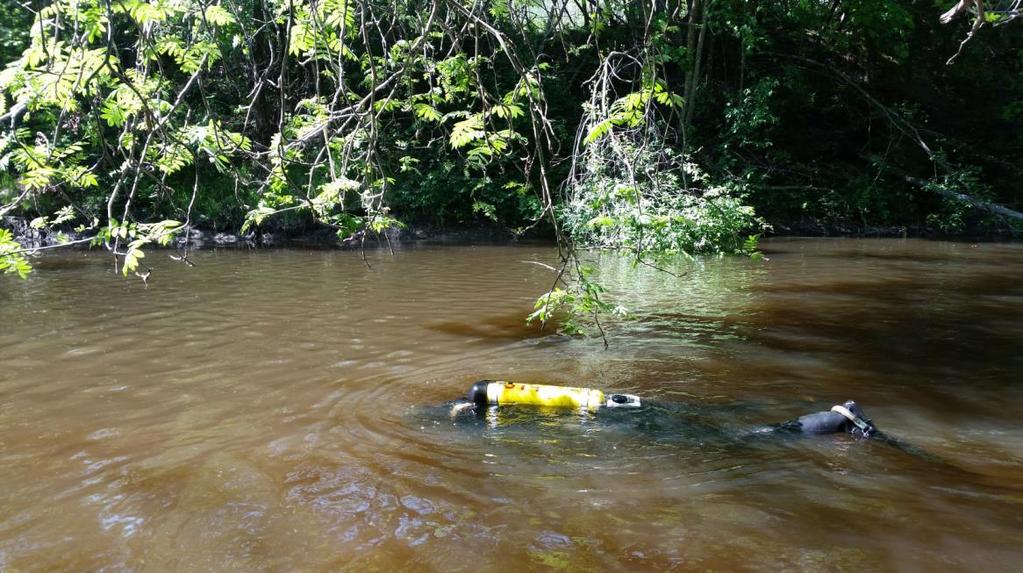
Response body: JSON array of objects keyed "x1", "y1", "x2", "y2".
[
  {"x1": 424, "y1": 311, "x2": 554, "y2": 342},
  {"x1": 735, "y1": 267, "x2": 1023, "y2": 404},
  {"x1": 29, "y1": 253, "x2": 108, "y2": 271}
]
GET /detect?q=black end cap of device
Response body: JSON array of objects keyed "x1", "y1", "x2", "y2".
[{"x1": 468, "y1": 380, "x2": 493, "y2": 408}]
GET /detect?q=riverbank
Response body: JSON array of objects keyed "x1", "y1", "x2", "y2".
[
  {"x1": 4, "y1": 214, "x2": 1018, "y2": 253},
  {"x1": 2, "y1": 216, "x2": 529, "y2": 251}
]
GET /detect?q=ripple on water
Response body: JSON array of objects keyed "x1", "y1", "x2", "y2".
[
  {"x1": 1, "y1": 243, "x2": 1023, "y2": 571},
  {"x1": 87, "y1": 428, "x2": 121, "y2": 441}
]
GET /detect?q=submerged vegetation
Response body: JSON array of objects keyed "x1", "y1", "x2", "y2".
[{"x1": 0, "y1": 0, "x2": 1021, "y2": 329}]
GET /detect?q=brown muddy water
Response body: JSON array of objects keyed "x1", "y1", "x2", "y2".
[{"x1": 1, "y1": 238, "x2": 1022, "y2": 572}]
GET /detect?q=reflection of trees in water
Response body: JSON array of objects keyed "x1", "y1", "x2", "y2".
[{"x1": 575, "y1": 251, "x2": 761, "y2": 344}]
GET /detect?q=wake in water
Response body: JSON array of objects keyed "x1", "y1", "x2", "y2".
[{"x1": 415, "y1": 392, "x2": 944, "y2": 466}]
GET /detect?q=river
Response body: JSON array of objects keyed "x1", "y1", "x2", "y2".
[{"x1": 1, "y1": 238, "x2": 1022, "y2": 571}]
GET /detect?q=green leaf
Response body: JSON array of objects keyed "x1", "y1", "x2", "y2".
[
  {"x1": 583, "y1": 119, "x2": 613, "y2": 145},
  {"x1": 414, "y1": 103, "x2": 442, "y2": 123},
  {"x1": 242, "y1": 206, "x2": 277, "y2": 232},
  {"x1": 101, "y1": 99, "x2": 125, "y2": 126},
  {"x1": 19, "y1": 167, "x2": 57, "y2": 190},
  {"x1": 0, "y1": 228, "x2": 31, "y2": 279},
  {"x1": 289, "y1": 22, "x2": 314, "y2": 56},
  {"x1": 450, "y1": 115, "x2": 485, "y2": 148},
  {"x1": 122, "y1": 246, "x2": 144, "y2": 276},
  {"x1": 472, "y1": 200, "x2": 497, "y2": 221},
  {"x1": 492, "y1": 103, "x2": 524, "y2": 120},
  {"x1": 203, "y1": 5, "x2": 235, "y2": 27}
]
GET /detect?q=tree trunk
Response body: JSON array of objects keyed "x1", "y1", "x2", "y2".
[
  {"x1": 902, "y1": 174, "x2": 1023, "y2": 222},
  {"x1": 682, "y1": 0, "x2": 709, "y2": 131}
]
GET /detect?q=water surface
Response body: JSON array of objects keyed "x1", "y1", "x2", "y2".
[{"x1": 1, "y1": 239, "x2": 1022, "y2": 571}]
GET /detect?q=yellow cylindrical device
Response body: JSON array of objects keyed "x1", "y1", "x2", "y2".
[{"x1": 467, "y1": 380, "x2": 640, "y2": 410}]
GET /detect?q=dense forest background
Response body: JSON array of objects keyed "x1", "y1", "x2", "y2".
[{"x1": 0, "y1": 0, "x2": 1021, "y2": 281}]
